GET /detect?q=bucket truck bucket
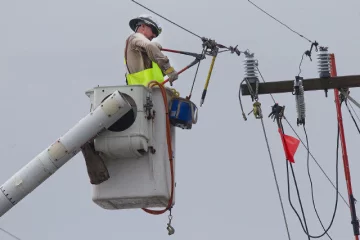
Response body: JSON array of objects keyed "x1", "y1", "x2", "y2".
[{"x1": 85, "y1": 85, "x2": 176, "y2": 210}]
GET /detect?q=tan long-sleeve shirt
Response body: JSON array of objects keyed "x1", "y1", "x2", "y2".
[{"x1": 124, "y1": 33, "x2": 171, "y2": 75}]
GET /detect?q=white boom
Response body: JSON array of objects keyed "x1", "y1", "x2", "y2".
[{"x1": 0, "y1": 90, "x2": 132, "y2": 217}]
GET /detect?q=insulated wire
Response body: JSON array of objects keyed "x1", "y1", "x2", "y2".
[
  {"x1": 348, "y1": 101, "x2": 360, "y2": 123},
  {"x1": 239, "y1": 77, "x2": 291, "y2": 239},
  {"x1": 298, "y1": 52, "x2": 305, "y2": 77},
  {"x1": 238, "y1": 79, "x2": 248, "y2": 121},
  {"x1": 0, "y1": 227, "x2": 22, "y2": 240},
  {"x1": 131, "y1": 0, "x2": 203, "y2": 40},
  {"x1": 281, "y1": 114, "x2": 340, "y2": 238},
  {"x1": 277, "y1": 120, "x2": 309, "y2": 240},
  {"x1": 288, "y1": 162, "x2": 311, "y2": 240},
  {"x1": 255, "y1": 65, "x2": 350, "y2": 209},
  {"x1": 345, "y1": 100, "x2": 360, "y2": 224},
  {"x1": 259, "y1": 112, "x2": 292, "y2": 240},
  {"x1": 345, "y1": 100, "x2": 360, "y2": 134},
  {"x1": 304, "y1": 125, "x2": 333, "y2": 240},
  {"x1": 247, "y1": 0, "x2": 313, "y2": 43}
]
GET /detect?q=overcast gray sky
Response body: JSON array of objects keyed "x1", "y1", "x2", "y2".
[{"x1": 1, "y1": 0, "x2": 360, "y2": 239}]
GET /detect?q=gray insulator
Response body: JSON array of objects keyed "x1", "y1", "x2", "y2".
[
  {"x1": 244, "y1": 51, "x2": 258, "y2": 83},
  {"x1": 295, "y1": 81, "x2": 306, "y2": 125},
  {"x1": 317, "y1": 46, "x2": 331, "y2": 78}
]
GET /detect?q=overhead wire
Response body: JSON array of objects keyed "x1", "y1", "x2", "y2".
[
  {"x1": 259, "y1": 107, "x2": 292, "y2": 240},
  {"x1": 239, "y1": 46, "x2": 355, "y2": 239},
  {"x1": 345, "y1": 100, "x2": 360, "y2": 134},
  {"x1": 267, "y1": 108, "x2": 310, "y2": 240},
  {"x1": 0, "y1": 227, "x2": 22, "y2": 240},
  {"x1": 342, "y1": 90, "x2": 360, "y2": 134},
  {"x1": 343, "y1": 97, "x2": 360, "y2": 227},
  {"x1": 239, "y1": 73, "x2": 292, "y2": 238},
  {"x1": 297, "y1": 52, "x2": 305, "y2": 77},
  {"x1": 296, "y1": 49, "x2": 333, "y2": 238},
  {"x1": 238, "y1": 81, "x2": 248, "y2": 121},
  {"x1": 241, "y1": 63, "x2": 340, "y2": 238},
  {"x1": 304, "y1": 125, "x2": 333, "y2": 240},
  {"x1": 247, "y1": 0, "x2": 313, "y2": 44},
  {"x1": 348, "y1": 101, "x2": 360, "y2": 123},
  {"x1": 255, "y1": 65, "x2": 350, "y2": 209},
  {"x1": 278, "y1": 113, "x2": 340, "y2": 239},
  {"x1": 131, "y1": 0, "x2": 203, "y2": 40},
  {"x1": 284, "y1": 127, "x2": 310, "y2": 240},
  {"x1": 131, "y1": 0, "x2": 243, "y2": 58}
]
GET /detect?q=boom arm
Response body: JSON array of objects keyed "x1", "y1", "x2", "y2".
[{"x1": 0, "y1": 90, "x2": 132, "y2": 217}]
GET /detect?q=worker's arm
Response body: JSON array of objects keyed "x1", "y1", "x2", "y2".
[{"x1": 129, "y1": 33, "x2": 172, "y2": 73}]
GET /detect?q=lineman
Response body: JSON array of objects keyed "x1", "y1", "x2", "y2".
[{"x1": 124, "y1": 14, "x2": 179, "y2": 86}]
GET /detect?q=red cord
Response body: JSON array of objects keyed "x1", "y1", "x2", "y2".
[{"x1": 141, "y1": 81, "x2": 175, "y2": 215}]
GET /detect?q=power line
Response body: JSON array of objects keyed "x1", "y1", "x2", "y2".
[
  {"x1": 304, "y1": 125, "x2": 333, "y2": 240},
  {"x1": 130, "y1": 0, "x2": 243, "y2": 56},
  {"x1": 278, "y1": 116, "x2": 339, "y2": 239},
  {"x1": 0, "y1": 227, "x2": 22, "y2": 240},
  {"x1": 130, "y1": 0, "x2": 203, "y2": 40},
  {"x1": 298, "y1": 52, "x2": 306, "y2": 77},
  {"x1": 259, "y1": 111, "x2": 292, "y2": 240},
  {"x1": 348, "y1": 101, "x2": 360, "y2": 123},
  {"x1": 255, "y1": 65, "x2": 350, "y2": 209},
  {"x1": 248, "y1": 0, "x2": 320, "y2": 71},
  {"x1": 345, "y1": 100, "x2": 360, "y2": 134},
  {"x1": 247, "y1": 0, "x2": 313, "y2": 43}
]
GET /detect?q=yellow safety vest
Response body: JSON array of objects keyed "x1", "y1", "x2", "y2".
[{"x1": 124, "y1": 59, "x2": 164, "y2": 86}]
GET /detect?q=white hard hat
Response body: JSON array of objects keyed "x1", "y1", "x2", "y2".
[{"x1": 129, "y1": 14, "x2": 162, "y2": 37}]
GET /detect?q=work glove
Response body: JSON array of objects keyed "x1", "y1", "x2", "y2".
[
  {"x1": 268, "y1": 103, "x2": 284, "y2": 122},
  {"x1": 165, "y1": 67, "x2": 178, "y2": 86}
]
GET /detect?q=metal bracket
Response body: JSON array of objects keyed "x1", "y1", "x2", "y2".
[{"x1": 144, "y1": 92, "x2": 154, "y2": 120}]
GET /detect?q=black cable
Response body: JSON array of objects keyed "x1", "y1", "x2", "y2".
[
  {"x1": 348, "y1": 101, "x2": 360, "y2": 123},
  {"x1": 259, "y1": 111, "x2": 292, "y2": 240},
  {"x1": 256, "y1": 65, "x2": 350, "y2": 209},
  {"x1": 279, "y1": 116, "x2": 340, "y2": 239},
  {"x1": 131, "y1": 0, "x2": 203, "y2": 40},
  {"x1": 248, "y1": 0, "x2": 320, "y2": 63},
  {"x1": 304, "y1": 125, "x2": 333, "y2": 240},
  {"x1": 0, "y1": 227, "x2": 22, "y2": 240},
  {"x1": 289, "y1": 161, "x2": 311, "y2": 240},
  {"x1": 247, "y1": 0, "x2": 313, "y2": 43},
  {"x1": 278, "y1": 120, "x2": 310, "y2": 240},
  {"x1": 298, "y1": 52, "x2": 305, "y2": 77},
  {"x1": 345, "y1": 100, "x2": 360, "y2": 134}
]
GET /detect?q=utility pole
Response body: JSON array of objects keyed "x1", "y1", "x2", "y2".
[{"x1": 330, "y1": 54, "x2": 359, "y2": 240}]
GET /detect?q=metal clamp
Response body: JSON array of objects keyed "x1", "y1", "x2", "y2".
[{"x1": 166, "y1": 210, "x2": 175, "y2": 235}]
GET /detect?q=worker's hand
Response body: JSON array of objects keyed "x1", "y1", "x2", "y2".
[
  {"x1": 165, "y1": 67, "x2": 178, "y2": 86},
  {"x1": 153, "y1": 42, "x2": 162, "y2": 50}
]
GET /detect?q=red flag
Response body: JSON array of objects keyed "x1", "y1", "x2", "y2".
[{"x1": 278, "y1": 128, "x2": 300, "y2": 163}]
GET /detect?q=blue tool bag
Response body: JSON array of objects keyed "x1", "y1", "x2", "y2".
[{"x1": 169, "y1": 97, "x2": 198, "y2": 129}]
